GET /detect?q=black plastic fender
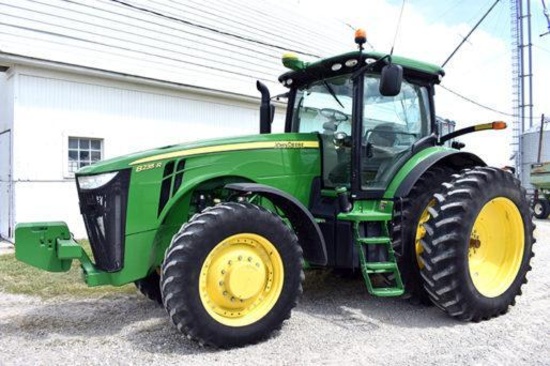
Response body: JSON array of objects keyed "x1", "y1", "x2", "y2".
[
  {"x1": 225, "y1": 183, "x2": 328, "y2": 266},
  {"x1": 394, "y1": 151, "x2": 486, "y2": 198}
]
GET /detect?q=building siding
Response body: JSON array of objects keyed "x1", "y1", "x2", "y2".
[{"x1": 0, "y1": 0, "x2": 350, "y2": 97}]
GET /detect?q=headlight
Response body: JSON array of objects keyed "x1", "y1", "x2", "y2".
[{"x1": 78, "y1": 171, "x2": 119, "y2": 190}]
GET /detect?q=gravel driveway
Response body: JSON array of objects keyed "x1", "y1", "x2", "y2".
[{"x1": 1, "y1": 220, "x2": 549, "y2": 366}]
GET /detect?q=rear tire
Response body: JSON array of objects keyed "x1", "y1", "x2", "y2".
[
  {"x1": 533, "y1": 198, "x2": 549, "y2": 219},
  {"x1": 161, "y1": 202, "x2": 303, "y2": 348},
  {"x1": 420, "y1": 167, "x2": 534, "y2": 321},
  {"x1": 392, "y1": 166, "x2": 455, "y2": 304}
]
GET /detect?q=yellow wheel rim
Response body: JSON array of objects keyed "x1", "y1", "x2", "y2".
[
  {"x1": 468, "y1": 197, "x2": 525, "y2": 298},
  {"x1": 199, "y1": 233, "x2": 284, "y2": 327},
  {"x1": 415, "y1": 199, "x2": 435, "y2": 269}
]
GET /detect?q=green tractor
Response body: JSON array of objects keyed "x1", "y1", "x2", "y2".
[
  {"x1": 532, "y1": 162, "x2": 550, "y2": 219},
  {"x1": 15, "y1": 32, "x2": 534, "y2": 348}
]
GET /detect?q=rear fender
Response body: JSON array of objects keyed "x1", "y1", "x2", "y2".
[{"x1": 389, "y1": 150, "x2": 486, "y2": 198}]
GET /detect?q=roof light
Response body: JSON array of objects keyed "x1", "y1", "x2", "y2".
[
  {"x1": 354, "y1": 28, "x2": 367, "y2": 48},
  {"x1": 332, "y1": 63, "x2": 343, "y2": 71},
  {"x1": 345, "y1": 59, "x2": 358, "y2": 67}
]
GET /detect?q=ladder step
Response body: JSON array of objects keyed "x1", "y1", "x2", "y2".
[
  {"x1": 357, "y1": 237, "x2": 391, "y2": 245},
  {"x1": 365, "y1": 262, "x2": 397, "y2": 271},
  {"x1": 371, "y1": 287, "x2": 405, "y2": 297}
]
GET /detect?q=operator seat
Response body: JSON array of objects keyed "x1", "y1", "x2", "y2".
[{"x1": 363, "y1": 123, "x2": 399, "y2": 184}]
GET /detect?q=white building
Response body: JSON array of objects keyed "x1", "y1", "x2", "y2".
[{"x1": 0, "y1": 0, "x2": 351, "y2": 240}]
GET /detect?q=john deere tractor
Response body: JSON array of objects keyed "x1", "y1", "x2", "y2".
[{"x1": 15, "y1": 31, "x2": 534, "y2": 348}]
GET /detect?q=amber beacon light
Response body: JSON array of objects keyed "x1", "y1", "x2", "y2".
[{"x1": 354, "y1": 28, "x2": 367, "y2": 48}]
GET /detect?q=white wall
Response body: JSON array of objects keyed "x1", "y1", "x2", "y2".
[{"x1": 12, "y1": 65, "x2": 286, "y2": 238}]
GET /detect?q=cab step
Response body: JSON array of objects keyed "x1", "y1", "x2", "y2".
[
  {"x1": 364, "y1": 262, "x2": 398, "y2": 272},
  {"x1": 353, "y1": 221, "x2": 405, "y2": 297}
]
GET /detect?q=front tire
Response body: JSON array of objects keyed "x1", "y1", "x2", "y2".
[
  {"x1": 161, "y1": 202, "x2": 303, "y2": 348},
  {"x1": 420, "y1": 167, "x2": 534, "y2": 321},
  {"x1": 533, "y1": 198, "x2": 549, "y2": 219}
]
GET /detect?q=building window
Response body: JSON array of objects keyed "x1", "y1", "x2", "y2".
[{"x1": 68, "y1": 137, "x2": 103, "y2": 173}]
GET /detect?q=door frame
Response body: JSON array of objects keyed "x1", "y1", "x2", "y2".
[{"x1": 0, "y1": 129, "x2": 13, "y2": 240}]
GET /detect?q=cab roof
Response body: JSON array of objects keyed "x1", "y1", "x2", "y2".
[{"x1": 278, "y1": 51, "x2": 445, "y2": 88}]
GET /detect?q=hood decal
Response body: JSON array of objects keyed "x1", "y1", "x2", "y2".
[{"x1": 129, "y1": 140, "x2": 320, "y2": 166}]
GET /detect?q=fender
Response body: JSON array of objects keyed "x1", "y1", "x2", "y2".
[
  {"x1": 391, "y1": 150, "x2": 486, "y2": 198},
  {"x1": 225, "y1": 183, "x2": 328, "y2": 266}
]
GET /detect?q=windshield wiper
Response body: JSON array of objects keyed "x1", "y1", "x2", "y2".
[{"x1": 322, "y1": 81, "x2": 345, "y2": 109}]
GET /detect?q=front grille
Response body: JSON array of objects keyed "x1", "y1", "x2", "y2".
[{"x1": 77, "y1": 169, "x2": 131, "y2": 272}]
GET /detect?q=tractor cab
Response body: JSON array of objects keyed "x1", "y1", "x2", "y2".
[{"x1": 278, "y1": 49, "x2": 443, "y2": 199}]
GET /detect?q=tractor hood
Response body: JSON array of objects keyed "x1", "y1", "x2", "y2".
[{"x1": 76, "y1": 133, "x2": 320, "y2": 175}]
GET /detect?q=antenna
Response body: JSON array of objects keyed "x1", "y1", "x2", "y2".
[{"x1": 390, "y1": 0, "x2": 406, "y2": 56}]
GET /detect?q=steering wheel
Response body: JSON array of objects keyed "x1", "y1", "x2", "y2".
[
  {"x1": 364, "y1": 123, "x2": 416, "y2": 157},
  {"x1": 320, "y1": 108, "x2": 348, "y2": 122}
]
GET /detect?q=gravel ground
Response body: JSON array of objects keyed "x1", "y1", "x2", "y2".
[{"x1": 1, "y1": 220, "x2": 549, "y2": 366}]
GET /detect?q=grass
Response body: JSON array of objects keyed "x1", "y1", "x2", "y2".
[{"x1": 0, "y1": 241, "x2": 136, "y2": 299}]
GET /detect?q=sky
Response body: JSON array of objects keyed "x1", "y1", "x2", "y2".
[{"x1": 293, "y1": 0, "x2": 550, "y2": 167}]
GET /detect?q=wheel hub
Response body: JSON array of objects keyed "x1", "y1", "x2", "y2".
[
  {"x1": 534, "y1": 203, "x2": 542, "y2": 215},
  {"x1": 468, "y1": 197, "x2": 525, "y2": 298},
  {"x1": 223, "y1": 252, "x2": 266, "y2": 301},
  {"x1": 199, "y1": 233, "x2": 284, "y2": 327}
]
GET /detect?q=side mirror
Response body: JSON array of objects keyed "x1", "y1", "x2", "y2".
[{"x1": 379, "y1": 64, "x2": 403, "y2": 97}]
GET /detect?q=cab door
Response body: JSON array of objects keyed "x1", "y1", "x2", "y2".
[{"x1": 289, "y1": 75, "x2": 357, "y2": 268}]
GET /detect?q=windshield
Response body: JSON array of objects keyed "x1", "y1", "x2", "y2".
[{"x1": 292, "y1": 74, "x2": 431, "y2": 190}]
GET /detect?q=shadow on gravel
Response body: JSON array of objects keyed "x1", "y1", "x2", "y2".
[
  {"x1": 1, "y1": 293, "x2": 224, "y2": 355},
  {"x1": 299, "y1": 269, "x2": 465, "y2": 330},
  {"x1": 1, "y1": 294, "x2": 163, "y2": 338}
]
